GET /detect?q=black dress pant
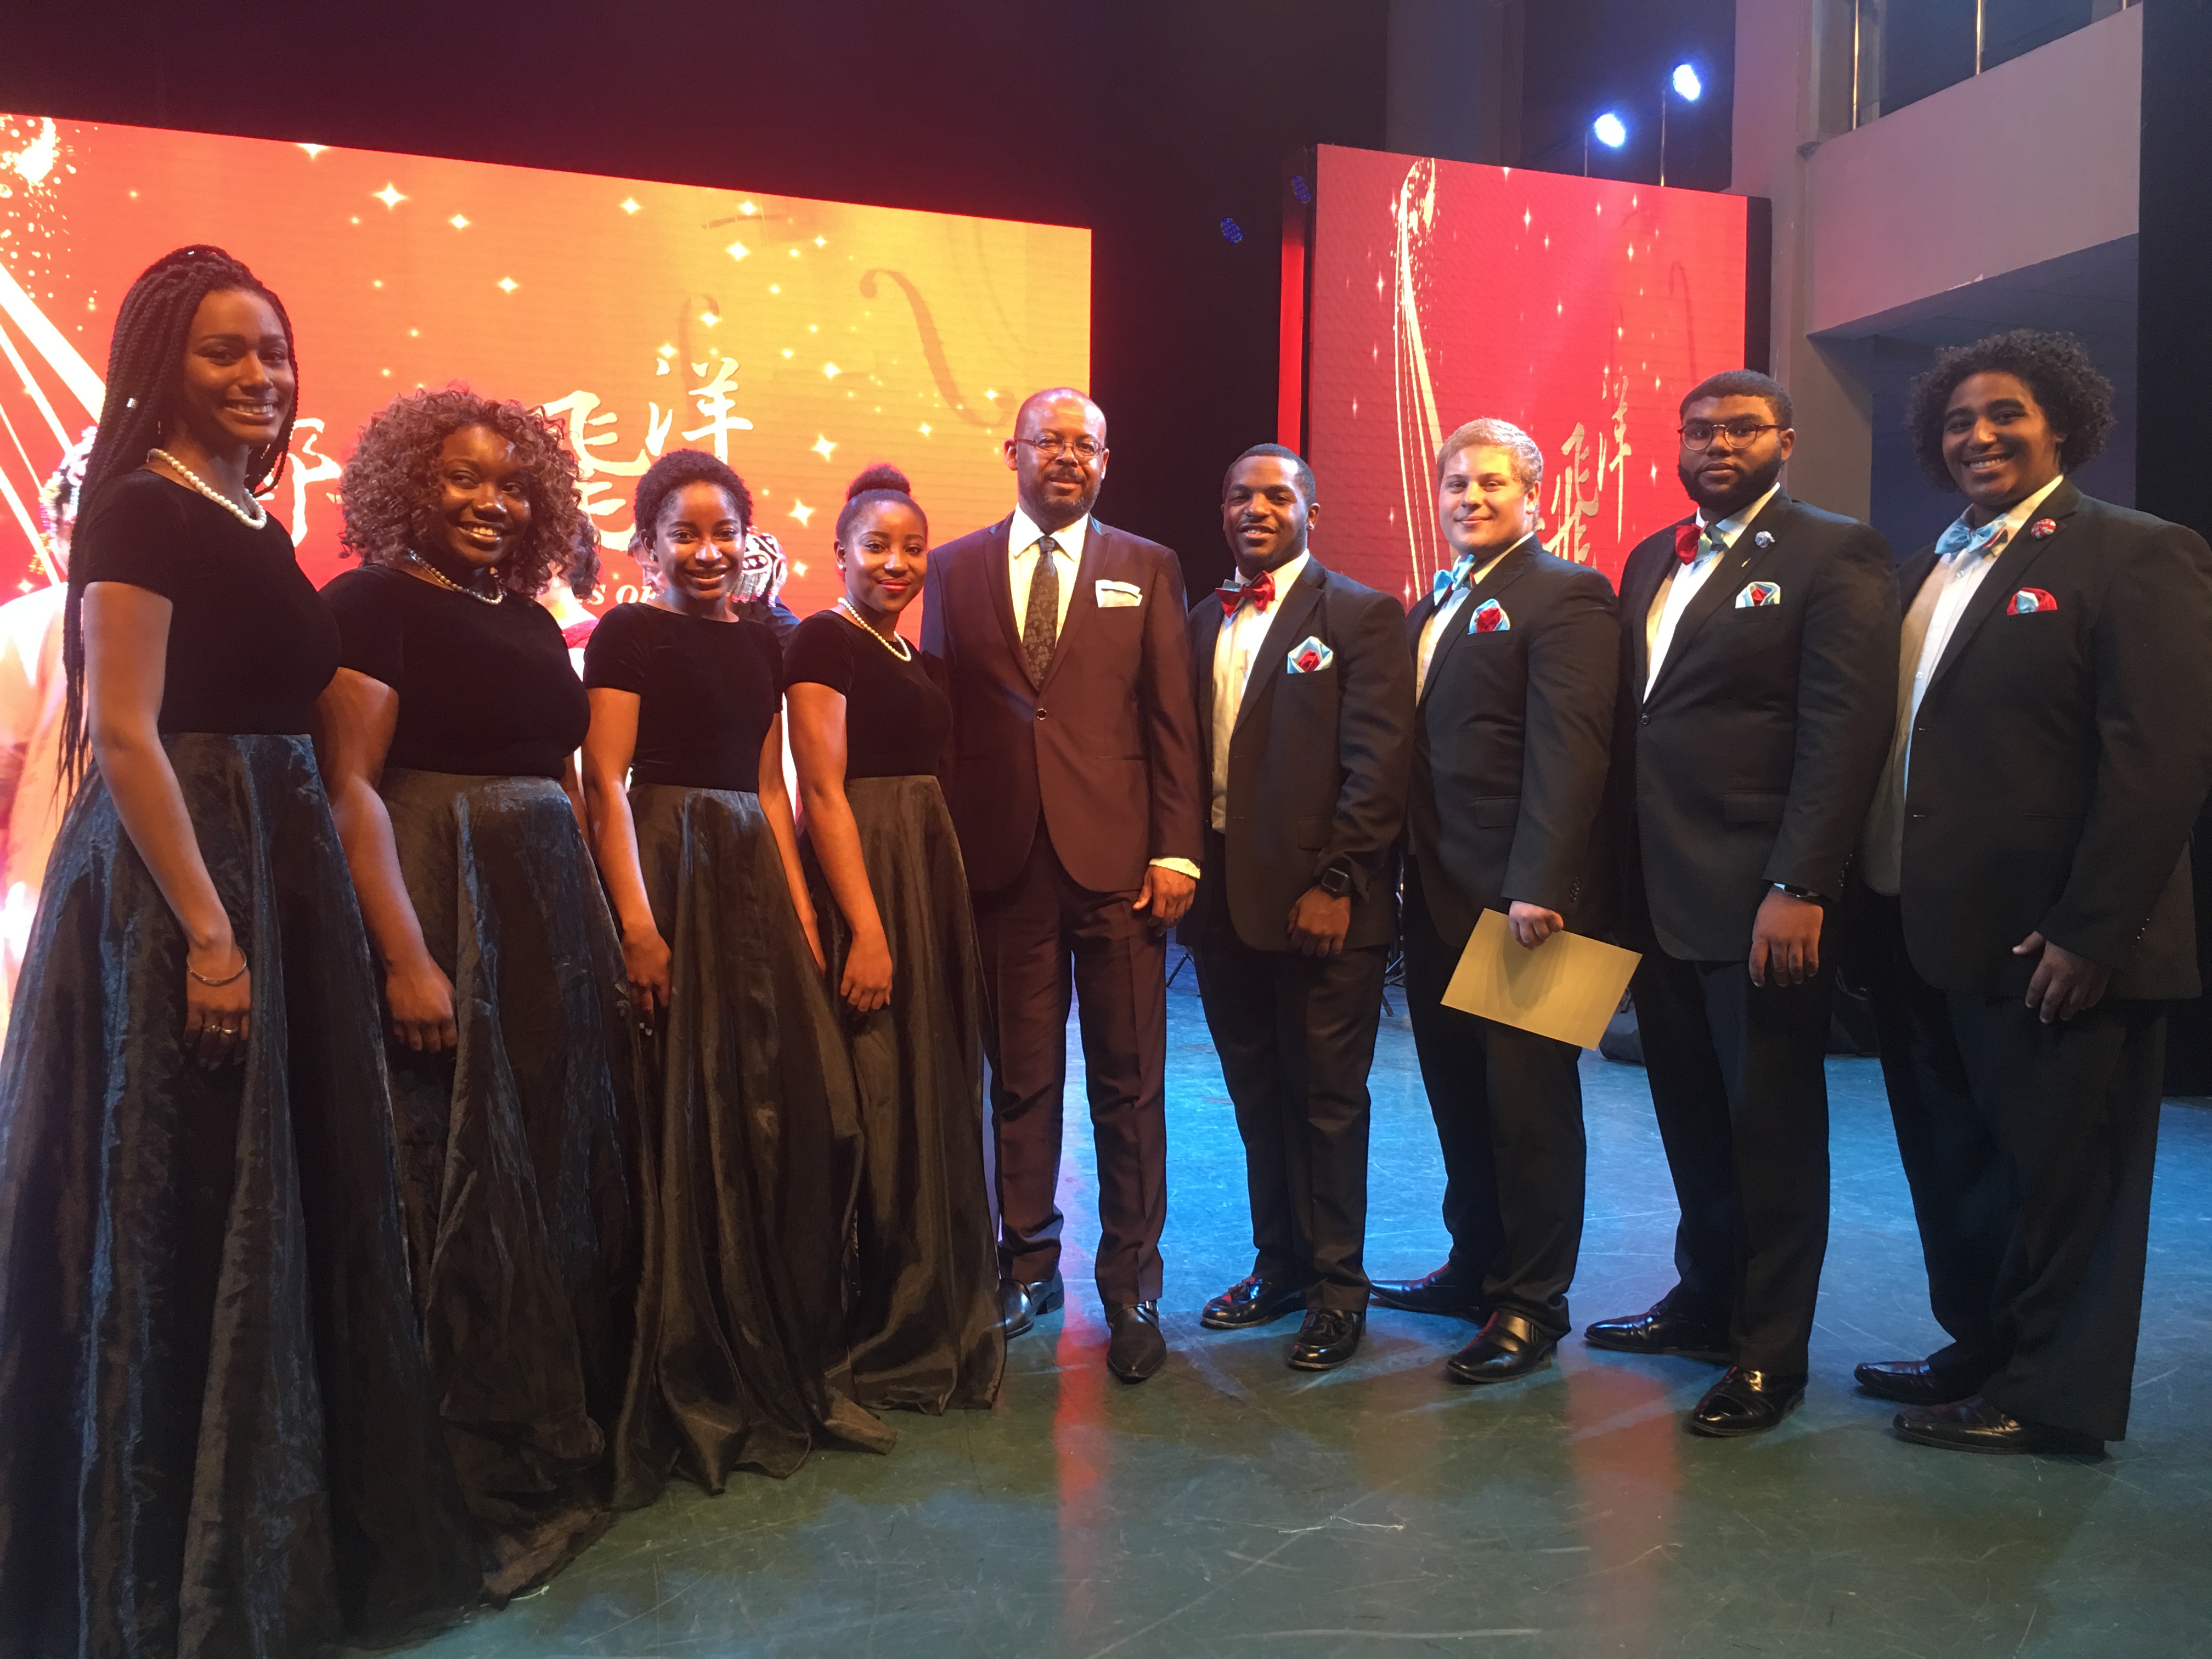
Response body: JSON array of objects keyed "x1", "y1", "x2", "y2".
[
  {"x1": 1192, "y1": 891, "x2": 1386, "y2": 1313},
  {"x1": 1860, "y1": 893, "x2": 2163, "y2": 1442},
  {"x1": 1631, "y1": 936, "x2": 1833, "y2": 1376},
  {"x1": 1401, "y1": 862, "x2": 1585, "y2": 1335}
]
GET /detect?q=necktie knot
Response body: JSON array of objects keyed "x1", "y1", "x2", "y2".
[
  {"x1": 1430, "y1": 555, "x2": 1477, "y2": 604},
  {"x1": 1218, "y1": 568, "x2": 1277, "y2": 617},
  {"x1": 1673, "y1": 522, "x2": 1713, "y2": 565}
]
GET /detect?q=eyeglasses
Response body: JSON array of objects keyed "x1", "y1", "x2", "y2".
[
  {"x1": 1017, "y1": 435, "x2": 1105, "y2": 461},
  {"x1": 1678, "y1": 420, "x2": 1785, "y2": 451}
]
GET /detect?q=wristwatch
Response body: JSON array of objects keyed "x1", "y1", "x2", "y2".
[
  {"x1": 1770, "y1": 882, "x2": 1822, "y2": 903},
  {"x1": 1317, "y1": 861, "x2": 1355, "y2": 900}
]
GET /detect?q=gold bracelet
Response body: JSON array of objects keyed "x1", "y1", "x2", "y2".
[{"x1": 188, "y1": 949, "x2": 249, "y2": 987}]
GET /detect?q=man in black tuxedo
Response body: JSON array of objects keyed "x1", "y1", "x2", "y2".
[
  {"x1": 1848, "y1": 331, "x2": 2212, "y2": 1455},
  {"x1": 1183, "y1": 445, "x2": 1412, "y2": 1371},
  {"x1": 1592, "y1": 371, "x2": 1898, "y2": 1435},
  {"x1": 1366, "y1": 419, "x2": 1618, "y2": 1386}
]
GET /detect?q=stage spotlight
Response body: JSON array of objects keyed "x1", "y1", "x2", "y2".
[
  {"x1": 1672, "y1": 64, "x2": 1702, "y2": 101},
  {"x1": 1592, "y1": 112, "x2": 1628, "y2": 149}
]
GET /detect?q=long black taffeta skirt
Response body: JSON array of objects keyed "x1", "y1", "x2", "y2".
[
  {"x1": 377, "y1": 767, "x2": 641, "y2": 1602},
  {"x1": 614, "y1": 783, "x2": 895, "y2": 1503},
  {"x1": 0, "y1": 733, "x2": 479, "y2": 1659},
  {"x1": 807, "y1": 775, "x2": 1003, "y2": 1412}
]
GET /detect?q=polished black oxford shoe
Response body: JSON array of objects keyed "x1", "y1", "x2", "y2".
[
  {"x1": 1584, "y1": 1301, "x2": 1730, "y2": 1363},
  {"x1": 999, "y1": 1271, "x2": 1064, "y2": 1339},
  {"x1": 1688, "y1": 1367, "x2": 1805, "y2": 1437},
  {"x1": 1853, "y1": 1358, "x2": 1976, "y2": 1408},
  {"x1": 1200, "y1": 1274, "x2": 1310, "y2": 1331},
  {"x1": 1893, "y1": 1397, "x2": 2103, "y2": 1457},
  {"x1": 1105, "y1": 1300, "x2": 1167, "y2": 1382},
  {"x1": 1444, "y1": 1310, "x2": 1558, "y2": 1385},
  {"x1": 1367, "y1": 1264, "x2": 1487, "y2": 1320},
  {"x1": 1287, "y1": 1307, "x2": 1364, "y2": 1371}
]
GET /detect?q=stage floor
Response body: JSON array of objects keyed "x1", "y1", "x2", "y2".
[{"x1": 364, "y1": 974, "x2": 2212, "y2": 1659}]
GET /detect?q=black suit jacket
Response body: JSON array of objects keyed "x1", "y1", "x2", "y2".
[
  {"x1": 1613, "y1": 489, "x2": 1899, "y2": 962},
  {"x1": 1404, "y1": 539, "x2": 1619, "y2": 948},
  {"x1": 1178, "y1": 556, "x2": 1413, "y2": 953},
  {"x1": 1891, "y1": 484, "x2": 2212, "y2": 999},
  {"x1": 921, "y1": 515, "x2": 1204, "y2": 895}
]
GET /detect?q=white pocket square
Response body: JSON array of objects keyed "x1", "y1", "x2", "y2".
[
  {"x1": 1286, "y1": 637, "x2": 1334, "y2": 674},
  {"x1": 1094, "y1": 578, "x2": 1143, "y2": 608}
]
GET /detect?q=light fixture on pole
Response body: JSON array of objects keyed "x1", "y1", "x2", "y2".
[
  {"x1": 1587, "y1": 110, "x2": 1628, "y2": 176},
  {"x1": 1661, "y1": 63, "x2": 1701, "y2": 187}
]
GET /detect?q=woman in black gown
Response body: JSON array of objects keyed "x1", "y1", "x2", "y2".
[
  {"x1": 786, "y1": 466, "x2": 1002, "y2": 1412},
  {"x1": 318, "y1": 388, "x2": 638, "y2": 1600},
  {"x1": 580, "y1": 449, "x2": 892, "y2": 1496},
  {"x1": 0, "y1": 246, "x2": 477, "y2": 1657}
]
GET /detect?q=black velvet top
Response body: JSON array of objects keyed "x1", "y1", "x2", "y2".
[
  {"x1": 71, "y1": 470, "x2": 339, "y2": 735},
  {"x1": 783, "y1": 610, "x2": 950, "y2": 780},
  {"x1": 582, "y1": 602, "x2": 784, "y2": 792},
  {"x1": 323, "y1": 563, "x2": 588, "y2": 779}
]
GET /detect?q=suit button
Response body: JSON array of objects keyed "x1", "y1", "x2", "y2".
[
  {"x1": 1036, "y1": 708, "x2": 1047, "y2": 719},
  {"x1": 1639, "y1": 714, "x2": 1651, "y2": 726}
]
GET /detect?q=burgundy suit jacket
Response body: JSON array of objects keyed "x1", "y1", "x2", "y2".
[{"x1": 921, "y1": 515, "x2": 1204, "y2": 895}]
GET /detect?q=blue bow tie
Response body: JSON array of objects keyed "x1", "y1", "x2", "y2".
[
  {"x1": 1431, "y1": 555, "x2": 1477, "y2": 605},
  {"x1": 1934, "y1": 514, "x2": 2010, "y2": 566}
]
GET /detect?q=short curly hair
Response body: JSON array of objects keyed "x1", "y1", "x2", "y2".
[
  {"x1": 1905, "y1": 330, "x2": 2114, "y2": 491},
  {"x1": 631, "y1": 448, "x2": 753, "y2": 551},
  {"x1": 338, "y1": 386, "x2": 582, "y2": 596}
]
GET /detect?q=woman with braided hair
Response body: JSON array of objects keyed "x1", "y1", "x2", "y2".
[
  {"x1": 0, "y1": 247, "x2": 478, "y2": 1656},
  {"x1": 318, "y1": 386, "x2": 640, "y2": 1599}
]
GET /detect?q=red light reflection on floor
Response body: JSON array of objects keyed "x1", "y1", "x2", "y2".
[
  {"x1": 1051, "y1": 1144, "x2": 1105, "y2": 1627},
  {"x1": 1560, "y1": 1360, "x2": 1684, "y2": 1654}
]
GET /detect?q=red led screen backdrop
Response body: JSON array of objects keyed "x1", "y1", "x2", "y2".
[
  {"x1": 0, "y1": 112, "x2": 1090, "y2": 614},
  {"x1": 1293, "y1": 144, "x2": 1750, "y2": 602}
]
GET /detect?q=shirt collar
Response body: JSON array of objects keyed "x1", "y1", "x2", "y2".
[
  {"x1": 1953, "y1": 473, "x2": 2066, "y2": 552},
  {"x1": 1010, "y1": 507, "x2": 1090, "y2": 563},
  {"x1": 1696, "y1": 481, "x2": 1783, "y2": 550},
  {"x1": 1470, "y1": 531, "x2": 1533, "y2": 587}
]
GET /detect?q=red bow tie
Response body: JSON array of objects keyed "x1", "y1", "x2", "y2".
[
  {"x1": 1218, "y1": 568, "x2": 1276, "y2": 617},
  {"x1": 1673, "y1": 522, "x2": 1708, "y2": 565}
]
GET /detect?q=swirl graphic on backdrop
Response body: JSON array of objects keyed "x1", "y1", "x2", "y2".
[
  {"x1": 859, "y1": 268, "x2": 1000, "y2": 428},
  {"x1": 1391, "y1": 159, "x2": 1447, "y2": 597}
]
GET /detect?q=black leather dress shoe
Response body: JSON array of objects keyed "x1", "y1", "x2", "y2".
[
  {"x1": 1853, "y1": 1358, "x2": 1976, "y2": 1408},
  {"x1": 1104, "y1": 1301, "x2": 1166, "y2": 1382},
  {"x1": 1287, "y1": 1308, "x2": 1364, "y2": 1371},
  {"x1": 1367, "y1": 1265, "x2": 1486, "y2": 1320},
  {"x1": 1688, "y1": 1367, "x2": 1805, "y2": 1437},
  {"x1": 1200, "y1": 1275, "x2": 1309, "y2": 1330},
  {"x1": 1584, "y1": 1302, "x2": 1730, "y2": 1363},
  {"x1": 1893, "y1": 1397, "x2": 2103, "y2": 1457},
  {"x1": 999, "y1": 1272, "x2": 1064, "y2": 1340},
  {"x1": 1444, "y1": 1310, "x2": 1559, "y2": 1385}
]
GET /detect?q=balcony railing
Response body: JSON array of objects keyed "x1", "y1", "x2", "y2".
[{"x1": 1850, "y1": 0, "x2": 2130, "y2": 126}]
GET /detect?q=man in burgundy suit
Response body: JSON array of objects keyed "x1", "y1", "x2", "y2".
[{"x1": 921, "y1": 388, "x2": 1204, "y2": 1383}]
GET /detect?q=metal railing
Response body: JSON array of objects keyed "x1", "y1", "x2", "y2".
[{"x1": 1850, "y1": 0, "x2": 2130, "y2": 128}]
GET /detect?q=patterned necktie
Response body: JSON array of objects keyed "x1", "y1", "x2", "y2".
[
  {"x1": 1430, "y1": 554, "x2": 1476, "y2": 604},
  {"x1": 1217, "y1": 567, "x2": 1277, "y2": 617},
  {"x1": 1022, "y1": 534, "x2": 1060, "y2": 686},
  {"x1": 1673, "y1": 522, "x2": 1711, "y2": 565},
  {"x1": 1933, "y1": 513, "x2": 2010, "y2": 568}
]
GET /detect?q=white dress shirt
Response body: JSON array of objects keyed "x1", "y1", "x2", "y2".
[
  {"x1": 1008, "y1": 507, "x2": 1086, "y2": 639},
  {"x1": 1644, "y1": 482, "x2": 1781, "y2": 696},
  {"x1": 1211, "y1": 551, "x2": 1310, "y2": 832},
  {"x1": 1861, "y1": 474, "x2": 2066, "y2": 896},
  {"x1": 1415, "y1": 534, "x2": 1530, "y2": 701}
]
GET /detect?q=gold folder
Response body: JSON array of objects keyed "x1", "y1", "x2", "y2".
[{"x1": 1440, "y1": 910, "x2": 1643, "y2": 1050}]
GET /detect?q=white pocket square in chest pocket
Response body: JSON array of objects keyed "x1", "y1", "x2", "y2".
[
  {"x1": 1094, "y1": 579, "x2": 1143, "y2": 608},
  {"x1": 1286, "y1": 637, "x2": 1334, "y2": 674}
]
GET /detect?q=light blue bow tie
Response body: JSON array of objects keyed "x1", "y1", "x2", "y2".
[
  {"x1": 1431, "y1": 554, "x2": 1477, "y2": 605},
  {"x1": 1933, "y1": 514, "x2": 2010, "y2": 566}
]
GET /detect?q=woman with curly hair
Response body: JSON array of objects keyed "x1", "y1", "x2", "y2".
[
  {"x1": 581, "y1": 448, "x2": 894, "y2": 1499},
  {"x1": 1853, "y1": 329, "x2": 2212, "y2": 1458},
  {"x1": 786, "y1": 465, "x2": 1002, "y2": 1413},
  {"x1": 319, "y1": 387, "x2": 640, "y2": 1596},
  {"x1": 0, "y1": 248, "x2": 477, "y2": 1656}
]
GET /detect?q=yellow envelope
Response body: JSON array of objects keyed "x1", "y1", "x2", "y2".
[{"x1": 1441, "y1": 910, "x2": 1643, "y2": 1050}]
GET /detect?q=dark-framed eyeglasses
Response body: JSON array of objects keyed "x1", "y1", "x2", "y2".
[
  {"x1": 1678, "y1": 420, "x2": 1785, "y2": 451},
  {"x1": 1017, "y1": 435, "x2": 1105, "y2": 461}
]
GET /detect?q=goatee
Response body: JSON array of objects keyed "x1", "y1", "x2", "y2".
[{"x1": 1678, "y1": 450, "x2": 1784, "y2": 521}]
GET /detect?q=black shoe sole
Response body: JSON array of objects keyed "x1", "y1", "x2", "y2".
[
  {"x1": 1444, "y1": 1348, "x2": 1556, "y2": 1386},
  {"x1": 1200, "y1": 1299, "x2": 1307, "y2": 1331},
  {"x1": 1892, "y1": 1420, "x2": 2103, "y2": 1457},
  {"x1": 1107, "y1": 1352, "x2": 1164, "y2": 1384},
  {"x1": 1686, "y1": 1392, "x2": 1803, "y2": 1438},
  {"x1": 1286, "y1": 1347, "x2": 1360, "y2": 1372},
  {"x1": 1584, "y1": 1331, "x2": 1730, "y2": 1364}
]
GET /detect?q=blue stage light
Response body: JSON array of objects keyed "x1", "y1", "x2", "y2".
[
  {"x1": 1673, "y1": 63, "x2": 1703, "y2": 101},
  {"x1": 1592, "y1": 112, "x2": 1628, "y2": 149},
  {"x1": 1220, "y1": 217, "x2": 1244, "y2": 244}
]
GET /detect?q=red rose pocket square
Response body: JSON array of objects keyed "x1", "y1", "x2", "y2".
[{"x1": 1287, "y1": 637, "x2": 1334, "y2": 674}]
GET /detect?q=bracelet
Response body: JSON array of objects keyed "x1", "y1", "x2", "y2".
[{"x1": 188, "y1": 949, "x2": 249, "y2": 987}]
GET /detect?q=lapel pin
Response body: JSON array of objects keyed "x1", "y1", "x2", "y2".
[
  {"x1": 2029, "y1": 517, "x2": 2058, "y2": 540},
  {"x1": 1753, "y1": 530, "x2": 1775, "y2": 549}
]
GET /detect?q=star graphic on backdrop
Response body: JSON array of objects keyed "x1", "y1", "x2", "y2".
[
  {"x1": 726, "y1": 240, "x2": 749, "y2": 261},
  {"x1": 919, "y1": 423, "x2": 932, "y2": 436},
  {"x1": 497, "y1": 276, "x2": 518, "y2": 294},
  {"x1": 620, "y1": 197, "x2": 641, "y2": 215},
  {"x1": 373, "y1": 183, "x2": 406, "y2": 208},
  {"x1": 788, "y1": 500, "x2": 815, "y2": 528},
  {"x1": 299, "y1": 144, "x2": 326, "y2": 159},
  {"x1": 822, "y1": 363, "x2": 840, "y2": 379},
  {"x1": 449, "y1": 214, "x2": 469, "y2": 230},
  {"x1": 811, "y1": 436, "x2": 837, "y2": 461},
  {"x1": 701, "y1": 310, "x2": 721, "y2": 327}
]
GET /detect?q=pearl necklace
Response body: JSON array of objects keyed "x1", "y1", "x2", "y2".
[
  {"x1": 404, "y1": 549, "x2": 505, "y2": 605},
  {"x1": 148, "y1": 448, "x2": 268, "y2": 529},
  {"x1": 836, "y1": 598, "x2": 913, "y2": 661}
]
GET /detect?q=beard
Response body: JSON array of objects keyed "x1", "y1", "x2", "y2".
[{"x1": 1678, "y1": 448, "x2": 1785, "y2": 521}]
